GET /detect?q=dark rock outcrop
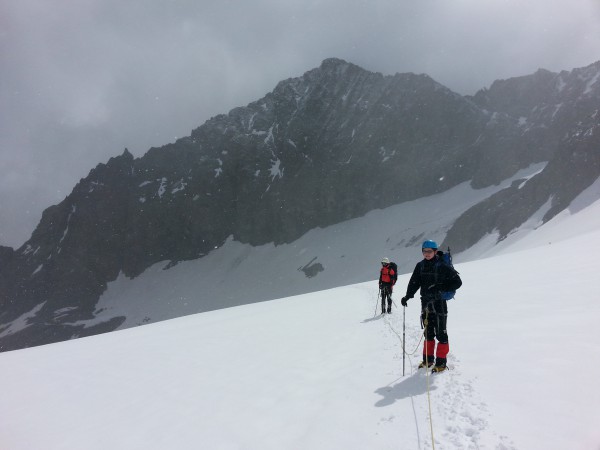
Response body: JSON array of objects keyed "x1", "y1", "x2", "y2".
[
  {"x1": 2, "y1": 58, "x2": 599, "y2": 351},
  {"x1": 443, "y1": 61, "x2": 600, "y2": 251}
]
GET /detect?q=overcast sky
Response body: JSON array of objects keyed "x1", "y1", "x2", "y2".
[{"x1": 1, "y1": 0, "x2": 599, "y2": 248}]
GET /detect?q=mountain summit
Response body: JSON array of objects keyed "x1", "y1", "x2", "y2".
[{"x1": 1, "y1": 58, "x2": 599, "y2": 351}]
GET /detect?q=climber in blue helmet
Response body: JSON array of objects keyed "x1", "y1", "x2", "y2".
[{"x1": 400, "y1": 240, "x2": 462, "y2": 373}]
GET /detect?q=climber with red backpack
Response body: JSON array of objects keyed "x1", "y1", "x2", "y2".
[{"x1": 379, "y1": 257, "x2": 397, "y2": 314}]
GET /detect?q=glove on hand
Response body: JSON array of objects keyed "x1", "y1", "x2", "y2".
[{"x1": 401, "y1": 296, "x2": 409, "y2": 307}]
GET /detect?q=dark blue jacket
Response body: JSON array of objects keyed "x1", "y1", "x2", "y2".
[{"x1": 405, "y1": 255, "x2": 462, "y2": 301}]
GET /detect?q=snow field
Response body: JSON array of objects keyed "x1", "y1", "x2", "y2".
[{"x1": 1, "y1": 196, "x2": 600, "y2": 448}]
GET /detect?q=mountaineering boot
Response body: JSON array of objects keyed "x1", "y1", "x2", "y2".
[
  {"x1": 418, "y1": 360, "x2": 434, "y2": 369},
  {"x1": 387, "y1": 307, "x2": 391, "y2": 314},
  {"x1": 433, "y1": 351, "x2": 448, "y2": 373}
]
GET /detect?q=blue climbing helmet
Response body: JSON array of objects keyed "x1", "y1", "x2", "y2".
[{"x1": 422, "y1": 240, "x2": 438, "y2": 249}]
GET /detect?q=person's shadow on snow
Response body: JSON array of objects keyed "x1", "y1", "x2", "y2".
[
  {"x1": 361, "y1": 315, "x2": 384, "y2": 323},
  {"x1": 374, "y1": 371, "x2": 436, "y2": 407}
]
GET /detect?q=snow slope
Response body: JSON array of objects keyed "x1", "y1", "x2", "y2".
[
  {"x1": 0, "y1": 188, "x2": 599, "y2": 449},
  {"x1": 81, "y1": 163, "x2": 547, "y2": 331}
]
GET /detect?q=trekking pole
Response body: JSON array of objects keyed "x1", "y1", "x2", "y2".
[
  {"x1": 374, "y1": 288, "x2": 380, "y2": 317},
  {"x1": 402, "y1": 304, "x2": 406, "y2": 376}
]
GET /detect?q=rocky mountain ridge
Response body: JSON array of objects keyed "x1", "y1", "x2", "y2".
[
  {"x1": 445, "y1": 61, "x2": 600, "y2": 251},
  {"x1": 1, "y1": 58, "x2": 599, "y2": 351}
]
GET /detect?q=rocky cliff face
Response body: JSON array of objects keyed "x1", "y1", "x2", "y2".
[
  {"x1": 443, "y1": 61, "x2": 600, "y2": 251},
  {"x1": 1, "y1": 58, "x2": 599, "y2": 351}
]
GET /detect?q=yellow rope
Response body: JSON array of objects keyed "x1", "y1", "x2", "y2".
[
  {"x1": 386, "y1": 305, "x2": 436, "y2": 449},
  {"x1": 385, "y1": 314, "x2": 423, "y2": 356},
  {"x1": 423, "y1": 310, "x2": 436, "y2": 450},
  {"x1": 377, "y1": 289, "x2": 436, "y2": 448}
]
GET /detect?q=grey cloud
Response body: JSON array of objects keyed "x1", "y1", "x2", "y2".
[{"x1": 1, "y1": 0, "x2": 600, "y2": 247}]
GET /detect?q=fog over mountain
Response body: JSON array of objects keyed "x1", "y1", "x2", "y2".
[
  {"x1": 1, "y1": 58, "x2": 599, "y2": 351},
  {"x1": 3, "y1": 0, "x2": 600, "y2": 249}
]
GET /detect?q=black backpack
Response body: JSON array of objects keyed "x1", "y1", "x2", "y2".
[
  {"x1": 388, "y1": 262, "x2": 398, "y2": 284},
  {"x1": 436, "y1": 249, "x2": 457, "y2": 300},
  {"x1": 418, "y1": 248, "x2": 459, "y2": 300}
]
